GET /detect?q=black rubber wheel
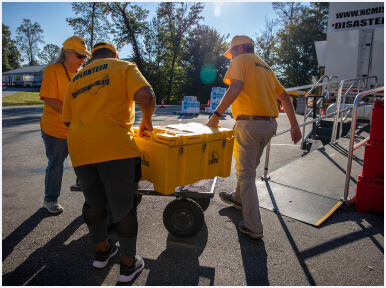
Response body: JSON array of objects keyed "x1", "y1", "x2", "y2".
[
  {"x1": 187, "y1": 197, "x2": 210, "y2": 211},
  {"x1": 163, "y1": 198, "x2": 204, "y2": 238}
]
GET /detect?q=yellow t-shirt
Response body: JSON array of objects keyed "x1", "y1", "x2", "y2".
[
  {"x1": 40, "y1": 63, "x2": 76, "y2": 139},
  {"x1": 62, "y1": 58, "x2": 151, "y2": 167},
  {"x1": 224, "y1": 53, "x2": 285, "y2": 119}
]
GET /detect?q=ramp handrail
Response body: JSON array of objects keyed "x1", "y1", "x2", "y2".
[
  {"x1": 262, "y1": 107, "x2": 353, "y2": 180},
  {"x1": 341, "y1": 86, "x2": 384, "y2": 207},
  {"x1": 286, "y1": 75, "x2": 339, "y2": 145},
  {"x1": 261, "y1": 83, "x2": 383, "y2": 181},
  {"x1": 331, "y1": 76, "x2": 378, "y2": 143}
]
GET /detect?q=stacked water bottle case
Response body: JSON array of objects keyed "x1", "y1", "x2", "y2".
[{"x1": 355, "y1": 100, "x2": 384, "y2": 214}]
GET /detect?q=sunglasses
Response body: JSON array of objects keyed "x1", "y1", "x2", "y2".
[{"x1": 73, "y1": 51, "x2": 87, "y2": 59}]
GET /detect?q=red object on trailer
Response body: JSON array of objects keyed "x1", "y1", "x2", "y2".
[
  {"x1": 200, "y1": 103, "x2": 210, "y2": 111},
  {"x1": 355, "y1": 175, "x2": 384, "y2": 214}
]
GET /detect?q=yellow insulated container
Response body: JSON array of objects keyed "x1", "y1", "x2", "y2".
[{"x1": 133, "y1": 122, "x2": 234, "y2": 195}]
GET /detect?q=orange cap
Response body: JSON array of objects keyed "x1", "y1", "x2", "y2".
[
  {"x1": 223, "y1": 35, "x2": 254, "y2": 59},
  {"x1": 62, "y1": 36, "x2": 91, "y2": 57},
  {"x1": 92, "y1": 41, "x2": 119, "y2": 57}
]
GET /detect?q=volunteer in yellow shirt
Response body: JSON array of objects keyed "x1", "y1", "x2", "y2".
[
  {"x1": 40, "y1": 35, "x2": 91, "y2": 214},
  {"x1": 207, "y1": 35, "x2": 301, "y2": 239},
  {"x1": 62, "y1": 41, "x2": 155, "y2": 283}
]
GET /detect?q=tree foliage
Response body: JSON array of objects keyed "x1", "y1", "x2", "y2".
[
  {"x1": 66, "y1": 2, "x2": 111, "y2": 51},
  {"x1": 106, "y1": 2, "x2": 149, "y2": 72},
  {"x1": 2, "y1": 24, "x2": 21, "y2": 72},
  {"x1": 272, "y1": 2, "x2": 329, "y2": 87},
  {"x1": 38, "y1": 44, "x2": 60, "y2": 64},
  {"x1": 254, "y1": 17, "x2": 278, "y2": 68},
  {"x1": 182, "y1": 25, "x2": 230, "y2": 103},
  {"x1": 15, "y1": 19, "x2": 45, "y2": 66},
  {"x1": 157, "y1": 2, "x2": 204, "y2": 104}
]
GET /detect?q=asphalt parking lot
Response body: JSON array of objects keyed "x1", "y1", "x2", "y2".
[{"x1": 2, "y1": 105, "x2": 384, "y2": 286}]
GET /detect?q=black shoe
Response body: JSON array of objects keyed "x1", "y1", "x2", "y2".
[
  {"x1": 238, "y1": 220, "x2": 264, "y2": 239},
  {"x1": 118, "y1": 255, "x2": 145, "y2": 282},
  {"x1": 93, "y1": 240, "x2": 118, "y2": 268},
  {"x1": 219, "y1": 192, "x2": 242, "y2": 209}
]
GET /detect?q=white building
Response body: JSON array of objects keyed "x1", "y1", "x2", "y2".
[{"x1": 2, "y1": 65, "x2": 46, "y2": 87}]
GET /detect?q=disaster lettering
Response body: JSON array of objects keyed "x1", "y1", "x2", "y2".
[{"x1": 333, "y1": 6, "x2": 384, "y2": 30}]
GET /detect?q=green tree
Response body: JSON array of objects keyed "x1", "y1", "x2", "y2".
[
  {"x1": 2, "y1": 24, "x2": 21, "y2": 72},
  {"x1": 38, "y1": 44, "x2": 60, "y2": 64},
  {"x1": 142, "y1": 16, "x2": 168, "y2": 102},
  {"x1": 254, "y1": 17, "x2": 278, "y2": 67},
  {"x1": 15, "y1": 19, "x2": 44, "y2": 66},
  {"x1": 106, "y1": 2, "x2": 149, "y2": 72},
  {"x1": 66, "y1": 2, "x2": 111, "y2": 51},
  {"x1": 158, "y1": 2, "x2": 204, "y2": 104},
  {"x1": 272, "y1": 2, "x2": 303, "y2": 24},
  {"x1": 182, "y1": 25, "x2": 230, "y2": 103},
  {"x1": 273, "y1": 3, "x2": 328, "y2": 87}
]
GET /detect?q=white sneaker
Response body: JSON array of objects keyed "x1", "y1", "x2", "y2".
[{"x1": 43, "y1": 201, "x2": 63, "y2": 214}]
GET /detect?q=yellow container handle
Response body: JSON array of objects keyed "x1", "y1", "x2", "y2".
[{"x1": 140, "y1": 130, "x2": 156, "y2": 141}]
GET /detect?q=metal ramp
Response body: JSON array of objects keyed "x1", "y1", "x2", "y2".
[{"x1": 257, "y1": 124, "x2": 370, "y2": 226}]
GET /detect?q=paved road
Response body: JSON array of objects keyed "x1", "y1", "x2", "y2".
[
  {"x1": 2, "y1": 86, "x2": 40, "y2": 97},
  {"x1": 2, "y1": 105, "x2": 383, "y2": 286}
]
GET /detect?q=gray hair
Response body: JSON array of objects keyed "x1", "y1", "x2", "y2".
[{"x1": 52, "y1": 49, "x2": 70, "y2": 64}]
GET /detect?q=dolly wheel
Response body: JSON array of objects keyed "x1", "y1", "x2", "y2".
[
  {"x1": 163, "y1": 198, "x2": 204, "y2": 238},
  {"x1": 188, "y1": 197, "x2": 210, "y2": 211}
]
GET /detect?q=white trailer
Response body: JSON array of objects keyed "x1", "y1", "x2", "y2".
[{"x1": 316, "y1": 2, "x2": 384, "y2": 94}]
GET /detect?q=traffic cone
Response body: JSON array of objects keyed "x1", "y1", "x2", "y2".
[
  {"x1": 320, "y1": 108, "x2": 324, "y2": 116},
  {"x1": 161, "y1": 99, "x2": 164, "y2": 108}
]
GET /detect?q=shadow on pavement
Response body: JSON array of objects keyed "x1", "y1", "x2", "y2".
[
  {"x1": 219, "y1": 206, "x2": 269, "y2": 286},
  {"x1": 3, "y1": 209, "x2": 53, "y2": 262},
  {"x1": 139, "y1": 223, "x2": 215, "y2": 286},
  {"x1": 2, "y1": 215, "x2": 117, "y2": 286}
]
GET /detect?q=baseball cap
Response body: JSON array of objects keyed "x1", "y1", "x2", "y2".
[
  {"x1": 223, "y1": 35, "x2": 254, "y2": 59},
  {"x1": 92, "y1": 41, "x2": 119, "y2": 56},
  {"x1": 62, "y1": 36, "x2": 91, "y2": 57}
]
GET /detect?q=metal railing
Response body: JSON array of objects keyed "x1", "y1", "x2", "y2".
[
  {"x1": 331, "y1": 76, "x2": 378, "y2": 143},
  {"x1": 286, "y1": 75, "x2": 339, "y2": 145},
  {"x1": 341, "y1": 86, "x2": 384, "y2": 207},
  {"x1": 261, "y1": 79, "x2": 383, "y2": 183},
  {"x1": 261, "y1": 107, "x2": 352, "y2": 180}
]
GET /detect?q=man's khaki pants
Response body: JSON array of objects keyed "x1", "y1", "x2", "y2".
[{"x1": 232, "y1": 119, "x2": 277, "y2": 234}]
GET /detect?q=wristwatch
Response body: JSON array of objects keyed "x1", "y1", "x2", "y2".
[{"x1": 213, "y1": 111, "x2": 222, "y2": 118}]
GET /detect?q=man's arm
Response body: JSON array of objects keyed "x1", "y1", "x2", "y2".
[
  {"x1": 44, "y1": 98, "x2": 63, "y2": 113},
  {"x1": 277, "y1": 91, "x2": 302, "y2": 144},
  {"x1": 134, "y1": 86, "x2": 156, "y2": 136},
  {"x1": 206, "y1": 79, "x2": 243, "y2": 127}
]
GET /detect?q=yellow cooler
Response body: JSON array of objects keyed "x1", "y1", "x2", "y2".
[{"x1": 133, "y1": 122, "x2": 234, "y2": 195}]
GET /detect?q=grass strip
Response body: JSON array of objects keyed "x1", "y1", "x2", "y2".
[{"x1": 2, "y1": 92, "x2": 43, "y2": 106}]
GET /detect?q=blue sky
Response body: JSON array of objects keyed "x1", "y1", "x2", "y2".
[{"x1": 2, "y1": 1, "x2": 289, "y2": 63}]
